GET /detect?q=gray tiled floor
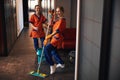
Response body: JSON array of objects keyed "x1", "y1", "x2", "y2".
[{"x1": 0, "y1": 27, "x2": 74, "y2": 80}]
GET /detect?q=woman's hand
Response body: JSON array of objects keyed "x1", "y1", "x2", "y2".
[
  {"x1": 45, "y1": 34, "x2": 52, "y2": 40},
  {"x1": 43, "y1": 39, "x2": 48, "y2": 46},
  {"x1": 33, "y1": 27, "x2": 38, "y2": 31},
  {"x1": 44, "y1": 34, "x2": 53, "y2": 46}
]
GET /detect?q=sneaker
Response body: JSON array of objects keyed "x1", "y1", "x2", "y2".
[
  {"x1": 50, "y1": 64, "x2": 56, "y2": 74},
  {"x1": 56, "y1": 64, "x2": 65, "y2": 68}
]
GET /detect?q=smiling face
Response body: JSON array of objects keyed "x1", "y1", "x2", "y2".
[
  {"x1": 35, "y1": 5, "x2": 41, "y2": 14},
  {"x1": 56, "y1": 7, "x2": 64, "y2": 18}
]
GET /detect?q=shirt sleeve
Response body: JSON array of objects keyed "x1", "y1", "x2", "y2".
[
  {"x1": 29, "y1": 15, "x2": 35, "y2": 24},
  {"x1": 42, "y1": 15, "x2": 47, "y2": 23},
  {"x1": 56, "y1": 19, "x2": 66, "y2": 33}
]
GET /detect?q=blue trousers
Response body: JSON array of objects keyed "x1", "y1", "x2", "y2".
[
  {"x1": 33, "y1": 37, "x2": 45, "y2": 51},
  {"x1": 44, "y1": 44, "x2": 64, "y2": 66}
]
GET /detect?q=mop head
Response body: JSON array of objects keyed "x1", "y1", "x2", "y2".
[{"x1": 29, "y1": 71, "x2": 47, "y2": 78}]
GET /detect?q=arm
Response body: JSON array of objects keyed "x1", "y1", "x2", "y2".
[
  {"x1": 43, "y1": 30, "x2": 57, "y2": 46},
  {"x1": 45, "y1": 30, "x2": 57, "y2": 39},
  {"x1": 45, "y1": 19, "x2": 65, "y2": 39},
  {"x1": 29, "y1": 14, "x2": 38, "y2": 31},
  {"x1": 29, "y1": 23, "x2": 38, "y2": 31},
  {"x1": 42, "y1": 22, "x2": 49, "y2": 29},
  {"x1": 42, "y1": 15, "x2": 48, "y2": 29}
]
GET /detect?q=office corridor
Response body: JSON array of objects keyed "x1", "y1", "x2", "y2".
[
  {"x1": 0, "y1": 27, "x2": 74, "y2": 80},
  {"x1": 0, "y1": 27, "x2": 36, "y2": 80},
  {"x1": 0, "y1": 0, "x2": 120, "y2": 80}
]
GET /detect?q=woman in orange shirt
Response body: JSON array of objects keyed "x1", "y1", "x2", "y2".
[
  {"x1": 44, "y1": 6, "x2": 66, "y2": 74},
  {"x1": 29, "y1": 5, "x2": 47, "y2": 52}
]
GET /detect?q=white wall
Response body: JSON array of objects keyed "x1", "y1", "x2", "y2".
[
  {"x1": 28, "y1": 0, "x2": 38, "y2": 10},
  {"x1": 55, "y1": 0, "x2": 71, "y2": 28},
  {"x1": 16, "y1": 0, "x2": 24, "y2": 36},
  {"x1": 51, "y1": 0, "x2": 55, "y2": 9},
  {"x1": 79, "y1": 0, "x2": 104, "y2": 80},
  {"x1": 41, "y1": 0, "x2": 55, "y2": 23}
]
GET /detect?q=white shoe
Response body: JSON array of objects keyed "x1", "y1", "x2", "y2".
[
  {"x1": 56, "y1": 64, "x2": 65, "y2": 68},
  {"x1": 50, "y1": 64, "x2": 56, "y2": 74}
]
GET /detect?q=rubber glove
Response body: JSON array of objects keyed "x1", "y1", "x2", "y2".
[
  {"x1": 43, "y1": 39, "x2": 48, "y2": 46},
  {"x1": 45, "y1": 34, "x2": 52, "y2": 40}
]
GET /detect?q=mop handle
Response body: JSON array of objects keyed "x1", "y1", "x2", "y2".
[
  {"x1": 37, "y1": 25, "x2": 50, "y2": 73},
  {"x1": 37, "y1": 47, "x2": 45, "y2": 73}
]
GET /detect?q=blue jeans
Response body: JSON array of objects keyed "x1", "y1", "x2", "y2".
[
  {"x1": 33, "y1": 37, "x2": 45, "y2": 51},
  {"x1": 44, "y1": 44, "x2": 64, "y2": 66}
]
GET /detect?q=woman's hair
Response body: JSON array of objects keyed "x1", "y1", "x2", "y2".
[
  {"x1": 34, "y1": 5, "x2": 40, "y2": 9},
  {"x1": 56, "y1": 6, "x2": 64, "y2": 13},
  {"x1": 51, "y1": 9, "x2": 55, "y2": 13}
]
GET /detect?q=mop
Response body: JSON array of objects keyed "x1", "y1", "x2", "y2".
[
  {"x1": 37, "y1": 48, "x2": 46, "y2": 64},
  {"x1": 29, "y1": 46, "x2": 47, "y2": 78},
  {"x1": 29, "y1": 24, "x2": 50, "y2": 78}
]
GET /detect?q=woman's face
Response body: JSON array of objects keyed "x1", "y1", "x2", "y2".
[
  {"x1": 35, "y1": 6, "x2": 41, "y2": 14},
  {"x1": 56, "y1": 8, "x2": 63, "y2": 18}
]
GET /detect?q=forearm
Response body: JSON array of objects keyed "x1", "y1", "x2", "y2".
[
  {"x1": 51, "y1": 31, "x2": 57, "y2": 36},
  {"x1": 42, "y1": 21, "x2": 49, "y2": 28},
  {"x1": 29, "y1": 23, "x2": 38, "y2": 30},
  {"x1": 30, "y1": 23, "x2": 35, "y2": 29},
  {"x1": 45, "y1": 31, "x2": 57, "y2": 39}
]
